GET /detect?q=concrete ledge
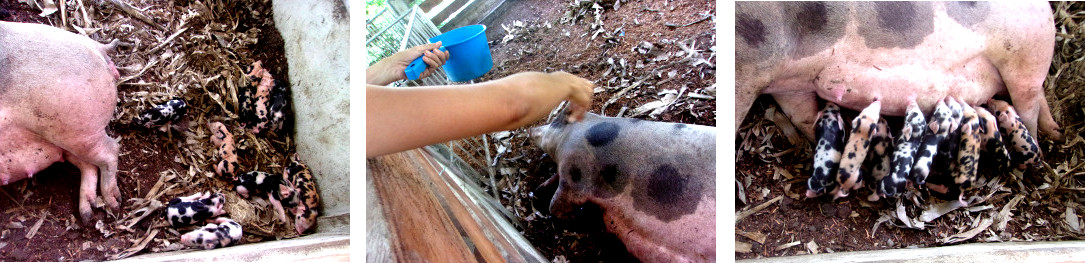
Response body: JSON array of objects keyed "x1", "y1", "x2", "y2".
[
  {"x1": 740, "y1": 241, "x2": 1085, "y2": 263},
  {"x1": 116, "y1": 232, "x2": 349, "y2": 262}
]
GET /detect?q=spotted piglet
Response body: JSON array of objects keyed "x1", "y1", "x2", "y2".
[
  {"x1": 926, "y1": 97, "x2": 966, "y2": 194},
  {"x1": 946, "y1": 102, "x2": 982, "y2": 205},
  {"x1": 531, "y1": 112, "x2": 715, "y2": 263},
  {"x1": 239, "y1": 61, "x2": 288, "y2": 135},
  {"x1": 833, "y1": 101, "x2": 881, "y2": 199},
  {"x1": 209, "y1": 122, "x2": 239, "y2": 181},
  {"x1": 912, "y1": 99, "x2": 953, "y2": 185},
  {"x1": 166, "y1": 192, "x2": 226, "y2": 228},
  {"x1": 987, "y1": 99, "x2": 1042, "y2": 169},
  {"x1": 136, "y1": 98, "x2": 187, "y2": 131},
  {"x1": 864, "y1": 118, "x2": 893, "y2": 202},
  {"x1": 975, "y1": 106, "x2": 1011, "y2": 172},
  {"x1": 180, "y1": 217, "x2": 243, "y2": 250},
  {"x1": 234, "y1": 171, "x2": 290, "y2": 223},
  {"x1": 879, "y1": 101, "x2": 925, "y2": 198},
  {"x1": 806, "y1": 102, "x2": 846, "y2": 198},
  {"x1": 284, "y1": 153, "x2": 320, "y2": 235}
]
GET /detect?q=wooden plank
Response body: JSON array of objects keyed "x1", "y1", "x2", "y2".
[
  {"x1": 441, "y1": 0, "x2": 505, "y2": 32},
  {"x1": 367, "y1": 148, "x2": 540, "y2": 262},
  {"x1": 367, "y1": 150, "x2": 477, "y2": 262},
  {"x1": 430, "y1": 0, "x2": 469, "y2": 26},
  {"x1": 418, "y1": 0, "x2": 442, "y2": 12},
  {"x1": 366, "y1": 172, "x2": 395, "y2": 262}
]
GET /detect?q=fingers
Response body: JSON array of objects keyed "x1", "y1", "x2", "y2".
[
  {"x1": 422, "y1": 51, "x2": 440, "y2": 67},
  {"x1": 416, "y1": 41, "x2": 449, "y2": 80},
  {"x1": 550, "y1": 71, "x2": 594, "y2": 122},
  {"x1": 415, "y1": 41, "x2": 442, "y2": 53}
]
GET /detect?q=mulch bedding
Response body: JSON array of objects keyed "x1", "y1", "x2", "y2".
[
  {"x1": 0, "y1": 0, "x2": 301, "y2": 260},
  {"x1": 736, "y1": 2, "x2": 1085, "y2": 259},
  {"x1": 452, "y1": 0, "x2": 715, "y2": 262}
]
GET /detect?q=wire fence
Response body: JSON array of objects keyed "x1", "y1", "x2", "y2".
[{"x1": 366, "y1": 4, "x2": 450, "y2": 87}]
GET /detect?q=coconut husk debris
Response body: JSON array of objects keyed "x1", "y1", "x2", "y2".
[
  {"x1": 736, "y1": 2, "x2": 1085, "y2": 258},
  {"x1": 4, "y1": 0, "x2": 298, "y2": 259}
]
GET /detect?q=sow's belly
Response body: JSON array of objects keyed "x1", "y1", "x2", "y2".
[
  {"x1": 0, "y1": 113, "x2": 65, "y2": 184},
  {"x1": 765, "y1": 34, "x2": 1007, "y2": 117}
]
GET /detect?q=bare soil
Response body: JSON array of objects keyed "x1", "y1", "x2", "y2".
[
  {"x1": 735, "y1": 2, "x2": 1085, "y2": 259},
  {"x1": 469, "y1": 0, "x2": 716, "y2": 261},
  {"x1": 0, "y1": 0, "x2": 300, "y2": 260}
]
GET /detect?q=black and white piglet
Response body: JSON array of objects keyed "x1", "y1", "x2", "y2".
[
  {"x1": 806, "y1": 102, "x2": 846, "y2": 198},
  {"x1": 879, "y1": 100, "x2": 925, "y2": 198},
  {"x1": 234, "y1": 171, "x2": 291, "y2": 222},
  {"x1": 911, "y1": 99, "x2": 953, "y2": 185},
  {"x1": 166, "y1": 192, "x2": 226, "y2": 228},
  {"x1": 137, "y1": 98, "x2": 187, "y2": 129},
  {"x1": 180, "y1": 217, "x2": 243, "y2": 250}
]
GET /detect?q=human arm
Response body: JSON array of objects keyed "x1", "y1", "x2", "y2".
[
  {"x1": 366, "y1": 71, "x2": 593, "y2": 157},
  {"x1": 366, "y1": 42, "x2": 450, "y2": 86}
]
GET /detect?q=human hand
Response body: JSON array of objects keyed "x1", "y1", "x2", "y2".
[
  {"x1": 367, "y1": 42, "x2": 450, "y2": 85},
  {"x1": 502, "y1": 71, "x2": 594, "y2": 124},
  {"x1": 547, "y1": 72, "x2": 593, "y2": 122}
]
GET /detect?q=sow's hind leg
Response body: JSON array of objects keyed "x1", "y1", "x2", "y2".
[
  {"x1": 62, "y1": 132, "x2": 120, "y2": 223},
  {"x1": 987, "y1": 3, "x2": 1060, "y2": 140}
]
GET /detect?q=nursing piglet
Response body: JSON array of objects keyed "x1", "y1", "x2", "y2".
[
  {"x1": 864, "y1": 119, "x2": 892, "y2": 202},
  {"x1": 987, "y1": 99, "x2": 1042, "y2": 169},
  {"x1": 911, "y1": 99, "x2": 953, "y2": 185},
  {"x1": 806, "y1": 102, "x2": 846, "y2": 198},
  {"x1": 975, "y1": 106, "x2": 1011, "y2": 172},
  {"x1": 833, "y1": 101, "x2": 881, "y2": 199},
  {"x1": 880, "y1": 101, "x2": 925, "y2": 198}
]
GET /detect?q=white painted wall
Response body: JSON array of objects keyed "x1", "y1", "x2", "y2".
[{"x1": 272, "y1": 0, "x2": 350, "y2": 220}]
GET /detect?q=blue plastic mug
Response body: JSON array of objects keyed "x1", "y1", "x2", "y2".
[{"x1": 404, "y1": 24, "x2": 494, "y2": 82}]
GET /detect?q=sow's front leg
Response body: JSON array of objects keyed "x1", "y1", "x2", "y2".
[{"x1": 531, "y1": 113, "x2": 716, "y2": 263}]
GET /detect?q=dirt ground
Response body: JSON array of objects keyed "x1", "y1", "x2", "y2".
[
  {"x1": 736, "y1": 2, "x2": 1085, "y2": 260},
  {"x1": 0, "y1": 0, "x2": 301, "y2": 260},
  {"x1": 464, "y1": 0, "x2": 716, "y2": 261}
]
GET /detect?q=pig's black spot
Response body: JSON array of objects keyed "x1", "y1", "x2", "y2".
[
  {"x1": 848, "y1": 152, "x2": 856, "y2": 159},
  {"x1": 647, "y1": 165, "x2": 686, "y2": 202},
  {"x1": 674, "y1": 123, "x2": 687, "y2": 130},
  {"x1": 946, "y1": 1, "x2": 989, "y2": 28},
  {"x1": 600, "y1": 164, "x2": 620, "y2": 186},
  {"x1": 586, "y1": 122, "x2": 620, "y2": 147},
  {"x1": 784, "y1": 1, "x2": 847, "y2": 58},
  {"x1": 856, "y1": 1, "x2": 933, "y2": 49},
  {"x1": 736, "y1": 14, "x2": 766, "y2": 47},
  {"x1": 591, "y1": 162, "x2": 630, "y2": 198},
  {"x1": 876, "y1": 2, "x2": 917, "y2": 33},
  {"x1": 632, "y1": 164, "x2": 704, "y2": 222},
  {"x1": 796, "y1": 2, "x2": 828, "y2": 33},
  {"x1": 840, "y1": 170, "x2": 853, "y2": 182},
  {"x1": 569, "y1": 166, "x2": 582, "y2": 183}
]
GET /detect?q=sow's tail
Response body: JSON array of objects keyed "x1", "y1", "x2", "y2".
[{"x1": 100, "y1": 39, "x2": 121, "y2": 79}]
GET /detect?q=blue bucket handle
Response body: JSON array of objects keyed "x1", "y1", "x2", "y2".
[{"x1": 404, "y1": 46, "x2": 447, "y2": 81}]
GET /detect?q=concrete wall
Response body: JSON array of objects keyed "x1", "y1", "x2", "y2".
[{"x1": 272, "y1": 0, "x2": 350, "y2": 219}]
